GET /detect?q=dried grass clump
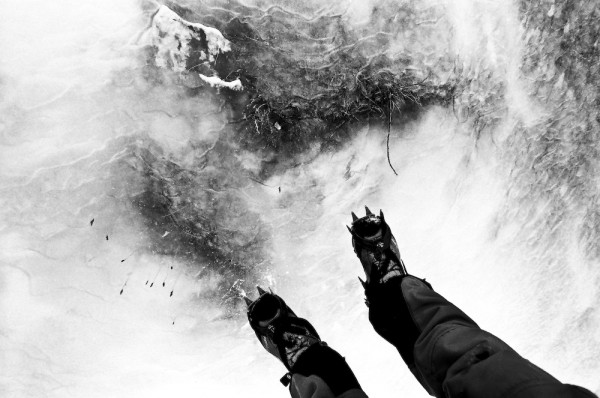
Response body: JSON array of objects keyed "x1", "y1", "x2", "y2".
[{"x1": 240, "y1": 67, "x2": 454, "y2": 152}]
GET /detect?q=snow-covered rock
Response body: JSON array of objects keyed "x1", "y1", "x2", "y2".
[{"x1": 145, "y1": 5, "x2": 242, "y2": 91}]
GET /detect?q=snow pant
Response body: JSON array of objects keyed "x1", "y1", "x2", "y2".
[
  {"x1": 288, "y1": 343, "x2": 367, "y2": 398},
  {"x1": 287, "y1": 275, "x2": 597, "y2": 398}
]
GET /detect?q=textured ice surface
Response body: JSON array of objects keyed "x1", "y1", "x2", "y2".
[{"x1": 0, "y1": 0, "x2": 599, "y2": 398}]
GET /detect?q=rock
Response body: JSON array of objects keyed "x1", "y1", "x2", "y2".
[{"x1": 144, "y1": 5, "x2": 242, "y2": 91}]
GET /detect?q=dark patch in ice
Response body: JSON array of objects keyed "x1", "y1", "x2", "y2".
[{"x1": 116, "y1": 134, "x2": 270, "y2": 307}]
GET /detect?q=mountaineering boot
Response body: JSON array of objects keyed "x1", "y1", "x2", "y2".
[
  {"x1": 246, "y1": 287, "x2": 321, "y2": 372},
  {"x1": 246, "y1": 288, "x2": 366, "y2": 395},
  {"x1": 348, "y1": 206, "x2": 407, "y2": 286},
  {"x1": 348, "y1": 207, "x2": 429, "y2": 387}
]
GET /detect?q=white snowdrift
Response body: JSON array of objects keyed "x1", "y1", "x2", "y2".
[{"x1": 198, "y1": 74, "x2": 243, "y2": 91}]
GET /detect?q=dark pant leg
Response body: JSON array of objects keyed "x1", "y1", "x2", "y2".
[
  {"x1": 366, "y1": 275, "x2": 597, "y2": 398},
  {"x1": 289, "y1": 343, "x2": 368, "y2": 398}
]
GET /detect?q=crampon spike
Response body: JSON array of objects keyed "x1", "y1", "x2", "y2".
[
  {"x1": 351, "y1": 212, "x2": 358, "y2": 221},
  {"x1": 346, "y1": 225, "x2": 353, "y2": 234},
  {"x1": 257, "y1": 286, "x2": 267, "y2": 296},
  {"x1": 244, "y1": 296, "x2": 253, "y2": 307},
  {"x1": 365, "y1": 206, "x2": 373, "y2": 216},
  {"x1": 358, "y1": 276, "x2": 367, "y2": 289},
  {"x1": 380, "y1": 210, "x2": 385, "y2": 220}
]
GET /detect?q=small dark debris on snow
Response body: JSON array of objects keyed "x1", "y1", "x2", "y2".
[{"x1": 90, "y1": 218, "x2": 95, "y2": 226}]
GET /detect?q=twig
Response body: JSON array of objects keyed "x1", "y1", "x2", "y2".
[
  {"x1": 387, "y1": 96, "x2": 398, "y2": 176},
  {"x1": 248, "y1": 176, "x2": 278, "y2": 189}
]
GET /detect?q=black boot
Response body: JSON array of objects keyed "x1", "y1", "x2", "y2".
[
  {"x1": 246, "y1": 287, "x2": 321, "y2": 372},
  {"x1": 348, "y1": 206, "x2": 407, "y2": 287},
  {"x1": 246, "y1": 288, "x2": 364, "y2": 394},
  {"x1": 348, "y1": 207, "x2": 428, "y2": 382}
]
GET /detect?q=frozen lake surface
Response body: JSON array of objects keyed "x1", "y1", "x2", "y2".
[{"x1": 1, "y1": 0, "x2": 599, "y2": 397}]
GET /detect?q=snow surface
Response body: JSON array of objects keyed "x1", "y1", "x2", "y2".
[{"x1": 0, "y1": 1, "x2": 598, "y2": 398}]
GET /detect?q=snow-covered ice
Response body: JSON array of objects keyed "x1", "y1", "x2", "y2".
[{"x1": 0, "y1": 1, "x2": 598, "y2": 398}]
